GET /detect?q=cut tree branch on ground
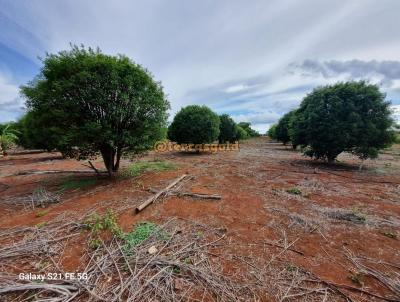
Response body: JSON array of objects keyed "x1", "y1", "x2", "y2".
[{"x1": 135, "y1": 174, "x2": 188, "y2": 213}]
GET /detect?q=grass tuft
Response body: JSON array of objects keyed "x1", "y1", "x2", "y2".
[
  {"x1": 59, "y1": 177, "x2": 97, "y2": 191},
  {"x1": 286, "y1": 187, "x2": 302, "y2": 195},
  {"x1": 35, "y1": 210, "x2": 49, "y2": 218},
  {"x1": 122, "y1": 221, "x2": 169, "y2": 253},
  {"x1": 121, "y1": 160, "x2": 177, "y2": 178}
]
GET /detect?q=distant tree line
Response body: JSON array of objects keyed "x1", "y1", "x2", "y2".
[
  {"x1": 167, "y1": 106, "x2": 259, "y2": 145},
  {"x1": 267, "y1": 81, "x2": 396, "y2": 162}
]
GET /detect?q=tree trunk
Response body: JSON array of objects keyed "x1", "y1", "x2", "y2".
[
  {"x1": 99, "y1": 145, "x2": 124, "y2": 177},
  {"x1": 100, "y1": 146, "x2": 116, "y2": 177},
  {"x1": 113, "y1": 147, "x2": 122, "y2": 172}
]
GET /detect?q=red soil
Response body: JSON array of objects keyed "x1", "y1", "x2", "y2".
[{"x1": 1, "y1": 138, "x2": 399, "y2": 301}]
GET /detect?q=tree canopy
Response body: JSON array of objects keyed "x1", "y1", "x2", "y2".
[
  {"x1": 237, "y1": 122, "x2": 259, "y2": 137},
  {"x1": 275, "y1": 110, "x2": 297, "y2": 145},
  {"x1": 168, "y1": 105, "x2": 220, "y2": 144},
  {"x1": 290, "y1": 81, "x2": 395, "y2": 162},
  {"x1": 267, "y1": 124, "x2": 277, "y2": 140},
  {"x1": 218, "y1": 114, "x2": 237, "y2": 143},
  {"x1": 21, "y1": 45, "x2": 169, "y2": 176}
]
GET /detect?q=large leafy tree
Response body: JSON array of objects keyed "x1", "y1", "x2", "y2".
[
  {"x1": 21, "y1": 46, "x2": 169, "y2": 176},
  {"x1": 267, "y1": 124, "x2": 277, "y2": 140},
  {"x1": 291, "y1": 81, "x2": 395, "y2": 162},
  {"x1": 168, "y1": 105, "x2": 220, "y2": 144},
  {"x1": 275, "y1": 110, "x2": 297, "y2": 145},
  {"x1": 234, "y1": 125, "x2": 248, "y2": 140},
  {"x1": 218, "y1": 114, "x2": 237, "y2": 143},
  {"x1": 14, "y1": 111, "x2": 62, "y2": 151}
]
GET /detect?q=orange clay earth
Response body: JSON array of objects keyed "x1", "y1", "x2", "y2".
[{"x1": 0, "y1": 137, "x2": 399, "y2": 301}]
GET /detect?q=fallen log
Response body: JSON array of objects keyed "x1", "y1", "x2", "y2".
[{"x1": 135, "y1": 174, "x2": 188, "y2": 213}]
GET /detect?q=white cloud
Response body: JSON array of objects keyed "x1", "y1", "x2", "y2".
[
  {"x1": 392, "y1": 105, "x2": 400, "y2": 123},
  {"x1": 0, "y1": 72, "x2": 24, "y2": 122},
  {"x1": 232, "y1": 111, "x2": 281, "y2": 126},
  {"x1": 1, "y1": 0, "x2": 400, "y2": 130},
  {"x1": 224, "y1": 84, "x2": 250, "y2": 94}
]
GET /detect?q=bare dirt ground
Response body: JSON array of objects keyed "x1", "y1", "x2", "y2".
[{"x1": 1, "y1": 137, "x2": 399, "y2": 301}]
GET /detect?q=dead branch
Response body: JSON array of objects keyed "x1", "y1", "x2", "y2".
[
  {"x1": 344, "y1": 248, "x2": 400, "y2": 300},
  {"x1": 175, "y1": 192, "x2": 222, "y2": 200},
  {"x1": 135, "y1": 174, "x2": 188, "y2": 213}
]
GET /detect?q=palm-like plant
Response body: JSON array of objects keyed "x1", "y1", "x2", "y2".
[{"x1": 0, "y1": 124, "x2": 19, "y2": 156}]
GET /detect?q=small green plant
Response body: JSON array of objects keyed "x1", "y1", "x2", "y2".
[
  {"x1": 286, "y1": 187, "x2": 302, "y2": 195},
  {"x1": 172, "y1": 265, "x2": 181, "y2": 274},
  {"x1": 89, "y1": 238, "x2": 102, "y2": 249},
  {"x1": 0, "y1": 124, "x2": 19, "y2": 156},
  {"x1": 285, "y1": 263, "x2": 297, "y2": 272},
  {"x1": 84, "y1": 209, "x2": 123, "y2": 238},
  {"x1": 35, "y1": 222, "x2": 47, "y2": 228},
  {"x1": 382, "y1": 231, "x2": 397, "y2": 239},
  {"x1": 59, "y1": 177, "x2": 97, "y2": 191},
  {"x1": 121, "y1": 160, "x2": 176, "y2": 178},
  {"x1": 350, "y1": 207, "x2": 367, "y2": 223},
  {"x1": 348, "y1": 272, "x2": 364, "y2": 286},
  {"x1": 122, "y1": 221, "x2": 169, "y2": 254},
  {"x1": 35, "y1": 210, "x2": 49, "y2": 218}
]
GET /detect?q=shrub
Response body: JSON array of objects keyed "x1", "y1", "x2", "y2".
[
  {"x1": 290, "y1": 81, "x2": 395, "y2": 162},
  {"x1": 21, "y1": 45, "x2": 169, "y2": 176},
  {"x1": 0, "y1": 123, "x2": 19, "y2": 156},
  {"x1": 218, "y1": 114, "x2": 237, "y2": 143},
  {"x1": 168, "y1": 105, "x2": 220, "y2": 144}
]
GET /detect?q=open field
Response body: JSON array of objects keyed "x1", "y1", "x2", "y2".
[{"x1": 0, "y1": 137, "x2": 399, "y2": 301}]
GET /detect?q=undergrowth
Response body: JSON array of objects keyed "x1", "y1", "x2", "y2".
[
  {"x1": 121, "y1": 160, "x2": 176, "y2": 178},
  {"x1": 84, "y1": 210, "x2": 166, "y2": 252},
  {"x1": 123, "y1": 222, "x2": 168, "y2": 253},
  {"x1": 59, "y1": 177, "x2": 97, "y2": 191},
  {"x1": 286, "y1": 187, "x2": 302, "y2": 195}
]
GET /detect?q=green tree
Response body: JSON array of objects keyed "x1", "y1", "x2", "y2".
[
  {"x1": 14, "y1": 111, "x2": 59, "y2": 151},
  {"x1": 235, "y1": 125, "x2": 248, "y2": 140},
  {"x1": 218, "y1": 114, "x2": 237, "y2": 143},
  {"x1": 0, "y1": 124, "x2": 19, "y2": 156},
  {"x1": 168, "y1": 105, "x2": 220, "y2": 144},
  {"x1": 237, "y1": 122, "x2": 259, "y2": 137},
  {"x1": 267, "y1": 124, "x2": 277, "y2": 140},
  {"x1": 21, "y1": 46, "x2": 169, "y2": 176},
  {"x1": 275, "y1": 110, "x2": 297, "y2": 145},
  {"x1": 291, "y1": 81, "x2": 395, "y2": 162}
]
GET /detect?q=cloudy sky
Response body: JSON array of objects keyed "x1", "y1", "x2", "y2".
[{"x1": 1, "y1": 0, "x2": 400, "y2": 132}]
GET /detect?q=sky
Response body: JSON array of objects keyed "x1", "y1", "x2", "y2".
[{"x1": 0, "y1": 0, "x2": 400, "y2": 132}]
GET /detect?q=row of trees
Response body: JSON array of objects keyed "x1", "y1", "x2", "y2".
[
  {"x1": 167, "y1": 105, "x2": 259, "y2": 145},
  {"x1": 0, "y1": 45, "x2": 259, "y2": 175},
  {"x1": 268, "y1": 81, "x2": 396, "y2": 162}
]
